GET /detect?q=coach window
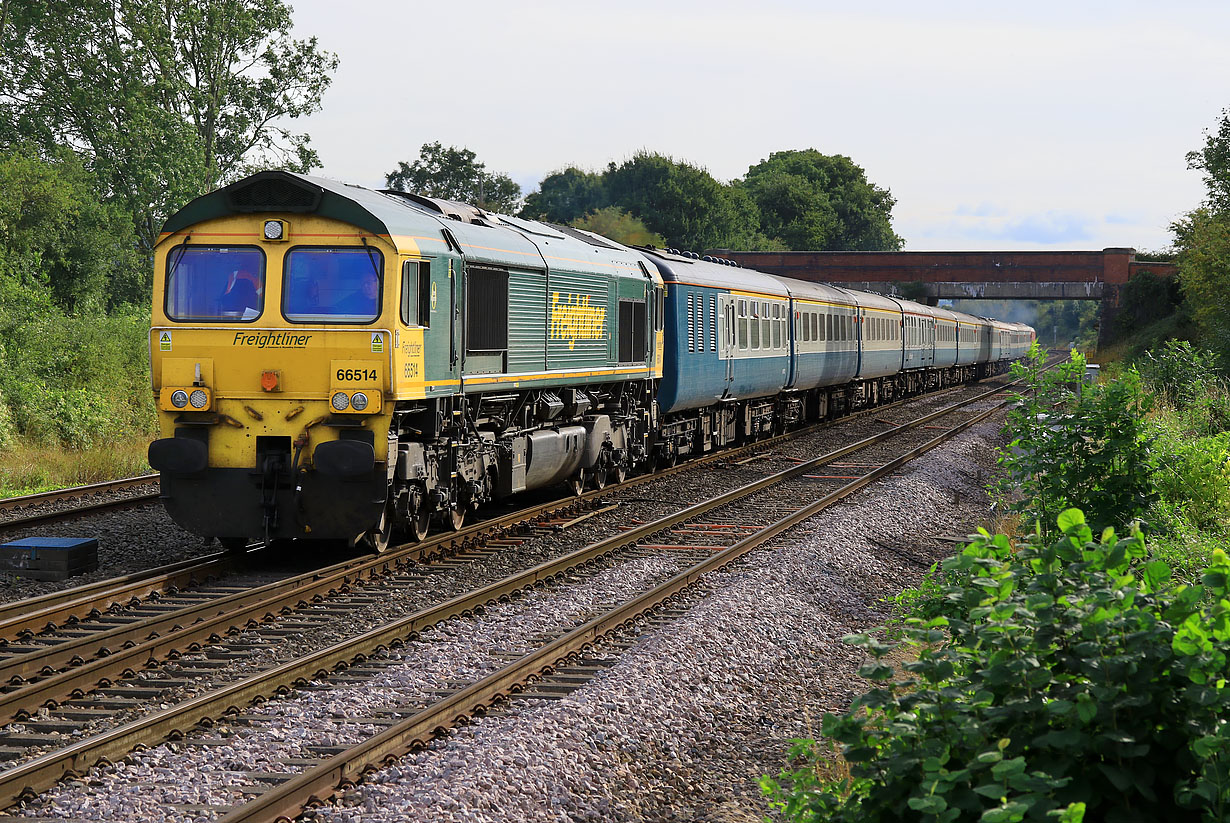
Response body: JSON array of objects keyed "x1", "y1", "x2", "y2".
[
  {"x1": 165, "y1": 245, "x2": 265, "y2": 322},
  {"x1": 771, "y1": 305, "x2": 781, "y2": 349},
  {"x1": 760, "y1": 303, "x2": 770, "y2": 349},
  {"x1": 750, "y1": 303, "x2": 761, "y2": 349},
  {"x1": 737, "y1": 300, "x2": 748, "y2": 350}
]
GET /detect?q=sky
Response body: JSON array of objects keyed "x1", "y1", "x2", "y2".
[{"x1": 288, "y1": 0, "x2": 1230, "y2": 253}]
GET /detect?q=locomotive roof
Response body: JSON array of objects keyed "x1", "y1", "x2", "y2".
[
  {"x1": 161, "y1": 171, "x2": 448, "y2": 240},
  {"x1": 162, "y1": 171, "x2": 653, "y2": 280}
]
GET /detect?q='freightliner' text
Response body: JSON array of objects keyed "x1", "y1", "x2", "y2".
[{"x1": 232, "y1": 332, "x2": 314, "y2": 348}]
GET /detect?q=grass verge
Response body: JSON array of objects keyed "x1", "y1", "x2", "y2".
[{"x1": 0, "y1": 436, "x2": 151, "y2": 498}]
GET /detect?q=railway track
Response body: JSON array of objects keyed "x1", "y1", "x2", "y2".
[
  {"x1": 0, "y1": 476, "x2": 160, "y2": 532},
  {"x1": 0, "y1": 371, "x2": 995, "y2": 657},
  {"x1": 0, "y1": 371, "x2": 1030, "y2": 821}
]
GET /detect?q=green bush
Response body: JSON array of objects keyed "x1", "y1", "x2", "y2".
[
  {"x1": 1152, "y1": 428, "x2": 1230, "y2": 532},
  {"x1": 0, "y1": 388, "x2": 13, "y2": 449},
  {"x1": 998, "y1": 346, "x2": 1157, "y2": 536},
  {"x1": 0, "y1": 281, "x2": 153, "y2": 449},
  {"x1": 1137, "y1": 340, "x2": 1230, "y2": 435},
  {"x1": 763, "y1": 511, "x2": 1230, "y2": 822}
]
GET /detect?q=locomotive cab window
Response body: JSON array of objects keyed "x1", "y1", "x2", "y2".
[
  {"x1": 283, "y1": 247, "x2": 382, "y2": 324},
  {"x1": 165, "y1": 245, "x2": 265, "y2": 322},
  {"x1": 618, "y1": 299, "x2": 647, "y2": 363},
  {"x1": 400, "y1": 260, "x2": 431, "y2": 327}
]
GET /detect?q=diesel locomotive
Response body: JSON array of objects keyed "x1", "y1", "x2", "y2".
[{"x1": 147, "y1": 170, "x2": 1033, "y2": 551}]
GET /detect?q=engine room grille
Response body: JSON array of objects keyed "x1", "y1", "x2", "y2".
[{"x1": 466, "y1": 267, "x2": 509, "y2": 352}]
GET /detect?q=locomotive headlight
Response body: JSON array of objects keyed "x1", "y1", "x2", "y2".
[
  {"x1": 189, "y1": 389, "x2": 209, "y2": 409},
  {"x1": 170, "y1": 390, "x2": 189, "y2": 409},
  {"x1": 263, "y1": 220, "x2": 284, "y2": 240},
  {"x1": 350, "y1": 392, "x2": 368, "y2": 411},
  {"x1": 331, "y1": 391, "x2": 350, "y2": 411}
]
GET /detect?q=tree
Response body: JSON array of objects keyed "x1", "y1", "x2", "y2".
[
  {"x1": 1187, "y1": 108, "x2": 1230, "y2": 214},
  {"x1": 604, "y1": 152, "x2": 762, "y2": 252},
  {"x1": 1174, "y1": 207, "x2": 1230, "y2": 357},
  {"x1": 570, "y1": 207, "x2": 664, "y2": 247},
  {"x1": 386, "y1": 142, "x2": 521, "y2": 213},
  {"x1": 0, "y1": 146, "x2": 141, "y2": 310},
  {"x1": 1174, "y1": 110, "x2": 1230, "y2": 356},
  {"x1": 739, "y1": 149, "x2": 902, "y2": 251},
  {"x1": 520, "y1": 167, "x2": 608, "y2": 223},
  {"x1": 0, "y1": 0, "x2": 338, "y2": 252}
]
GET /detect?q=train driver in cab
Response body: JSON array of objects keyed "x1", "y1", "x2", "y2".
[
  {"x1": 219, "y1": 269, "x2": 262, "y2": 318},
  {"x1": 336, "y1": 268, "x2": 380, "y2": 318}
]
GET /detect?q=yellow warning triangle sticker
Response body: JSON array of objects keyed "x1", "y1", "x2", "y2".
[
  {"x1": 159, "y1": 331, "x2": 172, "y2": 351},
  {"x1": 370, "y1": 333, "x2": 383, "y2": 353}
]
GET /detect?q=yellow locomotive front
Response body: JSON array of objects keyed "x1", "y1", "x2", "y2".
[{"x1": 148, "y1": 176, "x2": 413, "y2": 549}]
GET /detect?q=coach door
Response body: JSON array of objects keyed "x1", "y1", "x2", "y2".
[{"x1": 718, "y1": 295, "x2": 735, "y2": 393}]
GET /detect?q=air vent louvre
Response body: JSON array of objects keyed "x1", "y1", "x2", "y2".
[{"x1": 224, "y1": 173, "x2": 322, "y2": 213}]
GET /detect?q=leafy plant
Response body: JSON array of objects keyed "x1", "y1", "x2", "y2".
[
  {"x1": 764, "y1": 510, "x2": 1230, "y2": 822},
  {"x1": 1152, "y1": 429, "x2": 1230, "y2": 531},
  {"x1": 1137, "y1": 340, "x2": 1226, "y2": 411},
  {"x1": 997, "y1": 345, "x2": 1157, "y2": 536}
]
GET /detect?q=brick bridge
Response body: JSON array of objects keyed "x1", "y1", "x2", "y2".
[{"x1": 707, "y1": 248, "x2": 1175, "y2": 347}]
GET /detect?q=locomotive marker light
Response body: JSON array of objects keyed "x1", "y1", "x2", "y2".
[
  {"x1": 189, "y1": 389, "x2": 209, "y2": 409},
  {"x1": 350, "y1": 392, "x2": 369, "y2": 411},
  {"x1": 331, "y1": 392, "x2": 350, "y2": 411},
  {"x1": 262, "y1": 220, "x2": 288, "y2": 241},
  {"x1": 170, "y1": 390, "x2": 189, "y2": 409}
]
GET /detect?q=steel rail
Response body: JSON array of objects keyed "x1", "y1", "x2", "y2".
[
  {"x1": 0, "y1": 379, "x2": 1019, "y2": 809},
  {"x1": 0, "y1": 493, "x2": 163, "y2": 532},
  {"x1": 0, "y1": 475, "x2": 159, "y2": 513},
  {"x1": 220, "y1": 390, "x2": 1015, "y2": 823},
  {"x1": 0, "y1": 550, "x2": 240, "y2": 637}
]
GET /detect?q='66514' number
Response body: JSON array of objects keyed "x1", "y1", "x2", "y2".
[{"x1": 336, "y1": 368, "x2": 377, "y2": 381}]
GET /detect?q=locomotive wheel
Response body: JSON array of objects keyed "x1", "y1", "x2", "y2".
[
  {"x1": 567, "y1": 469, "x2": 586, "y2": 496},
  {"x1": 590, "y1": 467, "x2": 607, "y2": 491},
  {"x1": 409, "y1": 503, "x2": 431, "y2": 543},
  {"x1": 447, "y1": 505, "x2": 466, "y2": 531},
  {"x1": 363, "y1": 502, "x2": 394, "y2": 554},
  {"x1": 611, "y1": 463, "x2": 627, "y2": 485}
]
